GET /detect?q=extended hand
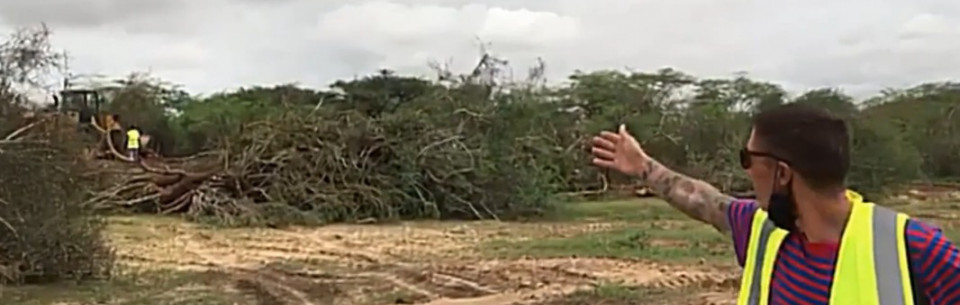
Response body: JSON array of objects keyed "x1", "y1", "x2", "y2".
[
  {"x1": 591, "y1": 124, "x2": 734, "y2": 233},
  {"x1": 590, "y1": 124, "x2": 650, "y2": 177}
]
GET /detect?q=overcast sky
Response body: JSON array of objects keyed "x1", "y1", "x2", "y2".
[{"x1": 2, "y1": 0, "x2": 959, "y2": 98}]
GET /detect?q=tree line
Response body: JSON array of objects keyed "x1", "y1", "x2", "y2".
[
  {"x1": 0, "y1": 24, "x2": 957, "y2": 286},
  {"x1": 147, "y1": 68, "x2": 958, "y2": 193}
]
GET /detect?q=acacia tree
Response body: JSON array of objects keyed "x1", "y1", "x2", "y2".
[{"x1": 0, "y1": 24, "x2": 64, "y2": 131}]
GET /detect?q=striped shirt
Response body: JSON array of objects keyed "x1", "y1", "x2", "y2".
[{"x1": 729, "y1": 199, "x2": 960, "y2": 304}]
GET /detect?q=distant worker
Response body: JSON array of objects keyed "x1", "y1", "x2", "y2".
[
  {"x1": 590, "y1": 104, "x2": 959, "y2": 304},
  {"x1": 126, "y1": 125, "x2": 140, "y2": 162}
]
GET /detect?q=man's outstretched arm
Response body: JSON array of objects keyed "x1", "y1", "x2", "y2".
[{"x1": 635, "y1": 158, "x2": 735, "y2": 233}]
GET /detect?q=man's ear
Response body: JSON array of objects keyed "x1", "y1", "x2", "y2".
[{"x1": 777, "y1": 162, "x2": 792, "y2": 186}]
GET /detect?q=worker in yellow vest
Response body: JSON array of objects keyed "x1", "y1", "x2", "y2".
[
  {"x1": 590, "y1": 103, "x2": 959, "y2": 304},
  {"x1": 126, "y1": 125, "x2": 140, "y2": 162}
]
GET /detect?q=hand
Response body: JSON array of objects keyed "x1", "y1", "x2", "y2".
[{"x1": 591, "y1": 124, "x2": 650, "y2": 177}]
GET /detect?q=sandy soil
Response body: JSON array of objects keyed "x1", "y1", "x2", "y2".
[
  {"x1": 101, "y1": 186, "x2": 959, "y2": 305},
  {"x1": 105, "y1": 216, "x2": 741, "y2": 305}
]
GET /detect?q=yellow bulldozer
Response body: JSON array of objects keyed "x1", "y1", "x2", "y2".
[{"x1": 50, "y1": 78, "x2": 153, "y2": 161}]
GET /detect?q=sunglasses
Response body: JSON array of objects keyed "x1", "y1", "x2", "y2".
[{"x1": 738, "y1": 148, "x2": 783, "y2": 169}]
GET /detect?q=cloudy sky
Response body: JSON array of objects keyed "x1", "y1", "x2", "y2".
[{"x1": 2, "y1": 0, "x2": 959, "y2": 98}]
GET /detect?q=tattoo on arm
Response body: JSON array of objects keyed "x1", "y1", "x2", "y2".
[{"x1": 636, "y1": 158, "x2": 734, "y2": 233}]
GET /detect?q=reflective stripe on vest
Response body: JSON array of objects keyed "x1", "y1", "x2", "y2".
[{"x1": 736, "y1": 190, "x2": 914, "y2": 305}]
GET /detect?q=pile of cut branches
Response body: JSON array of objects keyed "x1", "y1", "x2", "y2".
[{"x1": 86, "y1": 105, "x2": 559, "y2": 226}]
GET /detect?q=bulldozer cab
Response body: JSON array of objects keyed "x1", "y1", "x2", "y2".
[{"x1": 55, "y1": 89, "x2": 103, "y2": 126}]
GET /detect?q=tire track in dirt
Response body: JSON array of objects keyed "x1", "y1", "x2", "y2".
[
  {"x1": 183, "y1": 245, "x2": 319, "y2": 305},
  {"x1": 168, "y1": 228, "x2": 499, "y2": 304},
  {"x1": 291, "y1": 231, "x2": 501, "y2": 301},
  {"x1": 269, "y1": 230, "x2": 613, "y2": 305},
  {"x1": 114, "y1": 225, "x2": 446, "y2": 303},
  {"x1": 414, "y1": 258, "x2": 741, "y2": 305},
  {"x1": 109, "y1": 218, "x2": 742, "y2": 305}
]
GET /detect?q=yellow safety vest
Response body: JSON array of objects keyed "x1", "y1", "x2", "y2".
[
  {"x1": 737, "y1": 190, "x2": 914, "y2": 305},
  {"x1": 126, "y1": 129, "x2": 140, "y2": 149}
]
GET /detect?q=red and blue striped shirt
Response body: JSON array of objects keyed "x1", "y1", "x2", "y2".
[{"x1": 729, "y1": 199, "x2": 960, "y2": 304}]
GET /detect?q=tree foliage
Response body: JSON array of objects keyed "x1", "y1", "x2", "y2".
[
  {"x1": 3, "y1": 25, "x2": 959, "y2": 231},
  {"x1": 80, "y1": 58, "x2": 958, "y2": 227},
  {"x1": 0, "y1": 25, "x2": 113, "y2": 286}
]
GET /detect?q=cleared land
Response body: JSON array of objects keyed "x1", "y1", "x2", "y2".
[{"x1": 2, "y1": 187, "x2": 958, "y2": 305}]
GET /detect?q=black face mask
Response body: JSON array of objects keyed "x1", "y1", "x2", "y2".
[{"x1": 768, "y1": 166, "x2": 799, "y2": 231}]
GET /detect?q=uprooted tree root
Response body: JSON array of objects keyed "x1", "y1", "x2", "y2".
[
  {"x1": 4, "y1": 113, "x2": 234, "y2": 222},
  {"x1": 83, "y1": 159, "x2": 222, "y2": 214}
]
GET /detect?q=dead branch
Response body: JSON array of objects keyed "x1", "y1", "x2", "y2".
[
  {"x1": 101, "y1": 126, "x2": 132, "y2": 162},
  {"x1": 0, "y1": 197, "x2": 17, "y2": 238},
  {"x1": 78, "y1": 103, "x2": 555, "y2": 223},
  {"x1": 3, "y1": 117, "x2": 46, "y2": 141}
]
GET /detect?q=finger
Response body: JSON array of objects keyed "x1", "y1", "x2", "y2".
[
  {"x1": 591, "y1": 136, "x2": 616, "y2": 151},
  {"x1": 598, "y1": 131, "x2": 621, "y2": 142},
  {"x1": 591, "y1": 147, "x2": 616, "y2": 160},
  {"x1": 619, "y1": 124, "x2": 638, "y2": 142},
  {"x1": 592, "y1": 158, "x2": 616, "y2": 168}
]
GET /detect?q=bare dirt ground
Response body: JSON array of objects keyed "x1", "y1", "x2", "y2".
[
  {"x1": 100, "y1": 212, "x2": 742, "y2": 305},
  {"x1": 3, "y1": 186, "x2": 958, "y2": 305}
]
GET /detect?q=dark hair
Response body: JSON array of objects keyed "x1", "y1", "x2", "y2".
[{"x1": 751, "y1": 103, "x2": 850, "y2": 192}]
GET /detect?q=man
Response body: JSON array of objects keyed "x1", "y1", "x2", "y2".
[
  {"x1": 590, "y1": 104, "x2": 959, "y2": 304},
  {"x1": 126, "y1": 125, "x2": 140, "y2": 162}
]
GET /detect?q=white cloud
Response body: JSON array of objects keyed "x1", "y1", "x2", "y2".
[
  {"x1": 314, "y1": 2, "x2": 581, "y2": 75},
  {"x1": 0, "y1": 0, "x2": 958, "y2": 100},
  {"x1": 477, "y1": 7, "x2": 581, "y2": 46}
]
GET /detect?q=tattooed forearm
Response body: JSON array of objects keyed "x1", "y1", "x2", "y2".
[{"x1": 635, "y1": 158, "x2": 734, "y2": 232}]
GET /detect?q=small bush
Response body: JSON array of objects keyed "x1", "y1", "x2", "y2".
[{"x1": 0, "y1": 119, "x2": 114, "y2": 285}]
